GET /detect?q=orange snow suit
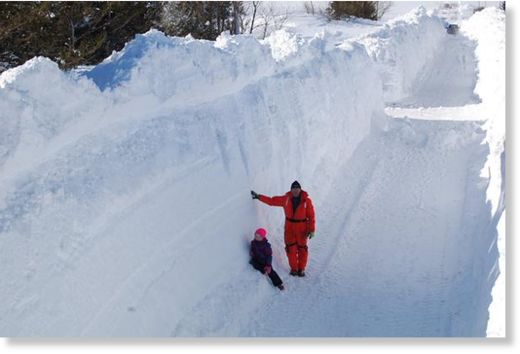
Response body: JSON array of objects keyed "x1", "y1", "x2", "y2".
[{"x1": 258, "y1": 190, "x2": 316, "y2": 272}]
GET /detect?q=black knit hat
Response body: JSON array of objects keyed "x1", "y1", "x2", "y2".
[{"x1": 291, "y1": 180, "x2": 301, "y2": 189}]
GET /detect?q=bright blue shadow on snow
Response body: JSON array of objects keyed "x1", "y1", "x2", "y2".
[{"x1": 79, "y1": 30, "x2": 177, "y2": 91}]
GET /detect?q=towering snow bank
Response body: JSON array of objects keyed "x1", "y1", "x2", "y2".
[
  {"x1": 0, "y1": 57, "x2": 109, "y2": 171},
  {"x1": 0, "y1": 25, "x2": 384, "y2": 336},
  {"x1": 461, "y1": 7, "x2": 506, "y2": 337},
  {"x1": 356, "y1": 6, "x2": 447, "y2": 102},
  {"x1": 462, "y1": 8, "x2": 506, "y2": 193}
]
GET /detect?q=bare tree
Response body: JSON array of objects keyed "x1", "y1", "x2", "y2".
[
  {"x1": 304, "y1": 2, "x2": 315, "y2": 15},
  {"x1": 231, "y1": 1, "x2": 244, "y2": 35},
  {"x1": 249, "y1": 1, "x2": 260, "y2": 34},
  {"x1": 273, "y1": 10, "x2": 289, "y2": 30},
  {"x1": 375, "y1": 1, "x2": 392, "y2": 20},
  {"x1": 240, "y1": 2, "x2": 291, "y2": 39},
  {"x1": 260, "y1": 3, "x2": 289, "y2": 39},
  {"x1": 240, "y1": 1, "x2": 261, "y2": 35}
]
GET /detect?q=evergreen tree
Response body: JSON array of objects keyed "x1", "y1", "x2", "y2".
[
  {"x1": 0, "y1": 1, "x2": 160, "y2": 71},
  {"x1": 0, "y1": 2, "x2": 54, "y2": 70},
  {"x1": 160, "y1": 1, "x2": 244, "y2": 40}
]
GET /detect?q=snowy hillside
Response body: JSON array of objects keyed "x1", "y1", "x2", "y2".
[{"x1": 0, "y1": 5, "x2": 505, "y2": 337}]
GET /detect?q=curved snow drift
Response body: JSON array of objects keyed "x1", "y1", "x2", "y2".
[{"x1": 0, "y1": 7, "x2": 504, "y2": 336}]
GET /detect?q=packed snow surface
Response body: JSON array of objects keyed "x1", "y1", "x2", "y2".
[{"x1": 0, "y1": 6, "x2": 505, "y2": 337}]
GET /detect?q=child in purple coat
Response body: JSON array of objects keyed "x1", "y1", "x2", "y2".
[{"x1": 250, "y1": 228, "x2": 284, "y2": 290}]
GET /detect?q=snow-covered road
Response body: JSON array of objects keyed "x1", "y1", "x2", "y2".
[
  {"x1": 176, "y1": 29, "x2": 494, "y2": 337},
  {"x1": 244, "y1": 118, "x2": 489, "y2": 337},
  {"x1": 222, "y1": 26, "x2": 494, "y2": 336}
]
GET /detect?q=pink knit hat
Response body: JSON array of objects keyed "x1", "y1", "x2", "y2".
[{"x1": 255, "y1": 228, "x2": 267, "y2": 239}]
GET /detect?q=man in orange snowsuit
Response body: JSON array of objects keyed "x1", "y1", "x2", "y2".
[{"x1": 251, "y1": 181, "x2": 316, "y2": 277}]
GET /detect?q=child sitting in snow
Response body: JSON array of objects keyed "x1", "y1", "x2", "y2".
[{"x1": 249, "y1": 228, "x2": 284, "y2": 290}]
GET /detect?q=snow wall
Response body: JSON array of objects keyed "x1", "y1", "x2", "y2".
[
  {"x1": 0, "y1": 7, "x2": 503, "y2": 336},
  {"x1": 460, "y1": 7, "x2": 506, "y2": 337},
  {"x1": 0, "y1": 24, "x2": 385, "y2": 337},
  {"x1": 358, "y1": 7, "x2": 447, "y2": 102}
]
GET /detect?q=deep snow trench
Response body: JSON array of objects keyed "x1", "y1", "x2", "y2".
[{"x1": 0, "y1": 7, "x2": 504, "y2": 337}]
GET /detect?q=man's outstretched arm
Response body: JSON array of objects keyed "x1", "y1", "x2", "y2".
[{"x1": 251, "y1": 190, "x2": 286, "y2": 207}]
